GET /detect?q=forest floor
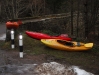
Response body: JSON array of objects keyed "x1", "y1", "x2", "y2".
[{"x1": 0, "y1": 23, "x2": 99, "y2": 75}]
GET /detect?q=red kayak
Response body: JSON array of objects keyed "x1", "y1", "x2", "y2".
[{"x1": 25, "y1": 31, "x2": 72, "y2": 41}]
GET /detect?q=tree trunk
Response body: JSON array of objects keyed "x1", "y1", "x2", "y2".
[
  {"x1": 84, "y1": 0, "x2": 89, "y2": 38},
  {"x1": 77, "y1": 0, "x2": 80, "y2": 37},
  {"x1": 71, "y1": 0, "x2": 73, "y2": 36}
]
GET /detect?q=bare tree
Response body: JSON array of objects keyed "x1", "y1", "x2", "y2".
[
  {"x1": 83, "y1": 0, "x2": 99, "y2": 39},
  {"x1": 76, "y1": 0, "x2": 80, "y2": 37},
  {"x1": 83, "y1": 0, "x2": 89, "y2": 38},
  {"x1": 70, "y1": 0, "x2": 74, "y2": 36},
  {"x1": 2, "y1": 0, "x2": 28, "y2": 19},
  {"x1": 28, "y1": 0, "x2": 45, "y2": 17},
  {"x1": 89, "y1": 0, "x2": 99, "y2": 33}
]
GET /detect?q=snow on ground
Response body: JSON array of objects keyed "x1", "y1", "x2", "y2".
[
  {"x1": 35, "y1": 62, "x2": 94, "y2": 75},
  {"x1": 0, "y1": 33, "x2": 6, "y2": 41},
  {"x1": 0, "y1": 62, "x2": 94, "y2": 75},
  {"x1": 73, "y1": 66, "x2": 94, "y2": 75}
]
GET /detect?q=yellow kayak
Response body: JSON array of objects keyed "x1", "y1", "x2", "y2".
[{"x1": 41, "y1": 39, "x2": 93, "y2": 51}]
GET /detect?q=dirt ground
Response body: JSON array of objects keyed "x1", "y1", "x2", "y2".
[
  {"x1": 0, "y1": 48, "x2": 98, "y2": 75},
  {"x1": 0, "y1": 23, "x2": 99, "y2": 75}
]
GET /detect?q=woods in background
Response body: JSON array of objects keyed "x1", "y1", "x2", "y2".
[{"x1": 0, "y1": 0, "x2": 99, "y2": 40}]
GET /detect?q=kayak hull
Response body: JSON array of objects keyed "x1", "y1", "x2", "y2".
[
  {"x1": 25, "y1": 31, "x2": 72, "y2": 41},
  {"x1": 41, "y1": 39, "x2": 93, "y2": 51}
]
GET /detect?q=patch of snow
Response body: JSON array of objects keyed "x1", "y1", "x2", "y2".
[
  {"x1": 17, "y1": 64, "x2": 37, "y2": 74},
  {"x1": 0, "y1": 64, "x2": 37, "y2": 75},
  {"x1": 35, "y1": 62, "x2": 94, "y2": 75},
  {"x1": 0, "y1": 62, "x2": 94, "y2": 75},
  {"x1": 0, "y1": 33, "x2": 6, "y2": 40},
  {"x1": 73, "y1": 66, "x2": 94, "y2": 75}
]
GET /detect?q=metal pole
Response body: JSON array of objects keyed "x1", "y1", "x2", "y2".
[
  {"x1": 11, "y1": 29, "x2": 15, "y2": 49},
  {"x1": 19, "y1": 33, "x2": 23, "y2": 58}
]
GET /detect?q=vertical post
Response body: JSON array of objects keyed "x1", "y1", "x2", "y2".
[
  {"x1": 11, "y1": 29, "x2": 15, "y2": 49},
  {"x1": 19, "y1": 33, "x2": 23, "y2": 58}
]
